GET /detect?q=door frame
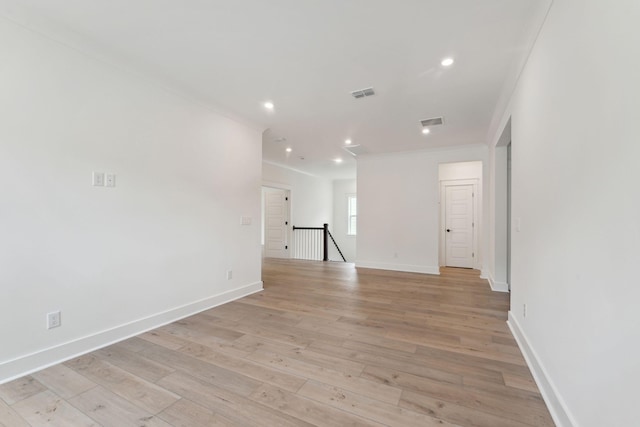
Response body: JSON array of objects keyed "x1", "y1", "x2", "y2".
[
  {"x1": 439, "y1": 179, "x2": 479, "y2": 269},
  {"x1": 262, "y1": 181, "x2": 293, "y2": 259},
  {"x1": 493, "y1": 118, "x2": 512, "y2": 292},
  {"x1": 506, "y1": 141, "x2": 512, "y2": 290}
]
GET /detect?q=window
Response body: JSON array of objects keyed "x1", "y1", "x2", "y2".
[{"x1": 347, "y1": 194, "x2": 357, "y2": 236}]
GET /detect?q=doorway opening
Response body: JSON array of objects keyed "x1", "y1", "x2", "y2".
[
  {"x1": 439, "y1": 161, "x2": 483, "y2": 270},
  {"x1": 493, "y1": 117, "x2": 512, "y2": 292},
  {"x1": 261, "y1": 186, "x2": 291, "y2": 259}
]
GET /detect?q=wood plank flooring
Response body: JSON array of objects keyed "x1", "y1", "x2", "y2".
[{"x1": 0, "y1": 259, "x2": 554, "y2": 426}]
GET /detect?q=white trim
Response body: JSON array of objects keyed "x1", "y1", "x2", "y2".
[
  {"x1": 358, "y1": 143, "x2": 488, "y2": 160},
  {"x1": 488, "y1": 274, "x2": 509, "y2": 293},
  {"x1": 0, "y1": 281, "x2": 263, "y2": 384},
  {"x1": 355, "y1": 261, "x2": 440, "y2": 275},
  {"x1": 507, "y1": 312, "x2": 577, "y2": 427},
  {"x1": 261, "y1": 180, "x2": 293, "y2": 191},
  {"x1": 262, "y1": 160, "x2": 322, "y2": 178}
]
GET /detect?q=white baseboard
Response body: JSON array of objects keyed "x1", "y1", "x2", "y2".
[
  {"x1": 0, "y1": 281, "x2": 263, "y2": 384},
  {"x1": 488, "y1": 274, "x2": 509, "y2": 292},
  {"x1": 507, "y1": 312, "x2": 577, "y2": 427},
  {"x1": 355, "y1": 261, "x2": 440, "y2": 275}
]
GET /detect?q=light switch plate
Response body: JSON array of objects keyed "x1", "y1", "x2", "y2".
[
  {"x1": 47, "y1": 311, "x2": 61, "y2": 329},
  {"x1": 241, "y1": 216, "x2": 252, "y2": 225},
  {"x1": 93, "y1": 172, "x2": 105, "y2": 187}
]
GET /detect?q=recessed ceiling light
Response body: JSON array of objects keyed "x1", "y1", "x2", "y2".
[
  {"x1": 334, "y1": 158, "x2": 343, "y2": 164},
  {"x1": 264, "y1": 101, "x2": 274, "y2": 110},
  {"x1": 345, "y1": 139, "x2": 352, "y2": 145},
  {"x1": 441, "y1": 57, "x2": 454, "y2": 67},
  {"x1": 285, "y1": 147, "x2": 292, "y2": 153},
  {"x1": 422, "y1": 128, "x2": 431, "y2": 135}
]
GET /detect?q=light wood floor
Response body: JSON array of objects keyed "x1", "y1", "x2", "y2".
[{"x1": 0, "y1": 259, "x2": 554, "y2": 426}]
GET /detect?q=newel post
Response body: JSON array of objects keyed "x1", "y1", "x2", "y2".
[{"x1": 323, "y1": 223, "x2": 329, "y2": 261}]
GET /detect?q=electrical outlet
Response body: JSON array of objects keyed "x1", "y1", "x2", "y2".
[
  {"x1": 47, "y1": 311, "x2": 61, "y2": 329},
  {"x1": 523, "y1": 304, "x2": 527, "y2": 318},
  {"x1": 226, "y1": 270, "x2": 233, "y2": 280},
  {"x1": 105, "y1": 173, "x2": 116, "y2": 187}
]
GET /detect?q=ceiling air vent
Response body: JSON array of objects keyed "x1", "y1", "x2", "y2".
[
  {"x1": 343, "y1": 145, "x2": 369, "y2": 157},
  {"x1": 420, "y1": 117, "x2": 444, "y2": 127},
  {"x1": 351, "y1": 87, "x2": 375, "y2": 99}
]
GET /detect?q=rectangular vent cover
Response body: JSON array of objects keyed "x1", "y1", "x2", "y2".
[
  {"x1": 351, "y1": 87, "x2": 375, "y2": 99},
  {"x1": 420, "y1": 117, "x2": 444, "y2": 127}
]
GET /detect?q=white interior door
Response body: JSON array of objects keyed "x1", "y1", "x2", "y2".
[
  {"x1": 445, "y1": 185, "x2": 474, "y2": 268},
  {"x1": 264, "y1": 189, "x2": 289, "y2": 258}
]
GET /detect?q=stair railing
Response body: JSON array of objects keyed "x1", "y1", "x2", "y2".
[{"x1": 292, "y1": 223, "x2": 347, "y2": 262}]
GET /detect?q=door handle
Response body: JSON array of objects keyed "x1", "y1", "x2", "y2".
[{"x1": 446, "y1": 229, "x2": 451, "y2": 232}]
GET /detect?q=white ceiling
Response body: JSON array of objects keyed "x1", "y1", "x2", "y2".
[{"x1": 0, "y1": 0, "x2": 550, "y2": 180}]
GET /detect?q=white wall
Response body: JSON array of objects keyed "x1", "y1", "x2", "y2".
[
  {"x1": 331, "y1": 179, "x2": 357, "y2": 262},
  {"x1": 262, "y1": 161, "x2": 333, "y2": 254},
  {"x1": 357, "y1": 146, "x2": 488, "y2": 274},
  {"x1": 0, "y1": 18, "x2": 263, "y2": 382},
  {"x1": 488, "y1": 1, "x2": 640, "y2": 425}
]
